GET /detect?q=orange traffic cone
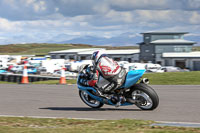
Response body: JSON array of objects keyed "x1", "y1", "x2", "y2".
[
  {"x1": 59, "y1": 66, "x2": 66, "y2": 84},
  {"x1": 21, "y1": 64, "x2": 29, "y2": 84}
]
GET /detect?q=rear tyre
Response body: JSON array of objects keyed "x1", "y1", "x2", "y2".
[
  {"x1": 130, "y1": 83, "x2": 159, "y2": 110},
  {"x1": 79, "y1": 90, "x2": 104, "y2": 108}
]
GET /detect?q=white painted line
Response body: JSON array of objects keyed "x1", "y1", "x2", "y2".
[
  {"x1": 67, "y1": 117, "x2": 105, "y2": 120},
  {"x1": 0, "y1": 115, "x2": 63, "y2": 119},
  {"x1": 156, "y1": 121, "x2": 200, "y2": 125},
  {"x1": 0, "y1": 115, "x2": 104, "y2": 120},
  {"x1": 152, "y1": 121, "x2": 200, "y2": 128}
]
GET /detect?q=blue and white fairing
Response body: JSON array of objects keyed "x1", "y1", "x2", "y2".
[
  {"x1": 120, "y1": 69, "x2": 146, "y2": 89},
  {"x1": 77, "y1": 69, "x2": 146, "y2": 106}
]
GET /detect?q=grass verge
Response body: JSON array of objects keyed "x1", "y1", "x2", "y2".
[
  {"x1": 0, "y1": 81, "x2": 16, "y2": 84},
  {"x1": 1, "y1": 71, "x2": 200, "y2": 85},
  {"x1": 143, "y1": 71, "x2": 200, "y2": 85},
  {"x1": 0, "y1": 117, "x2": 199, "y2": 133},
  {"x1": 32, "y1": 79, "x2": 77, "y2": 85}
]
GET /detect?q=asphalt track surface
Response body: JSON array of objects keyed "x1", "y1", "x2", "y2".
[{"x1": 0, "y1": 84, "x2": 200, "y2": 123}]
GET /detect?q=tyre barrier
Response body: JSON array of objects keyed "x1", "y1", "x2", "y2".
[{"x1": 0, "y1": 73, "x2": 60, "y2": 83}]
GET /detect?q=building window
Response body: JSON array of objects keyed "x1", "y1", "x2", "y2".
[
  {"x1": 114, "y1": 57, "x2": 121, "y2": 61},
  {"x1": 156, "y1": 61, "x2": 162, "y2": 65},
  {"x1": 128, "y1": 58, "x2": 132, "y2": 62},
  {"x1": 60, "y1": 55, "x2": 65, "y2": 59},
  {"x1": 175, "y1": 60, "x2": 186, "y2": 69},
  {"x1": 51, "y1": 55, "x2": 56, "y2": 59},
  {"x1": 80, "y1": 56, "x2": 86, "y2": 60},
  {"x1": 174, "y1": 46, "x2": 192, "y2": 52},
  {"x1": 174, "y1": 35, "x2": 180, "y2": 39},
  {"x1": 151, "y1": 35, "x2": 182, "y2": 41},
  {"x1": 155, "y1": 45, "x2": 192, "y2": 53},
  {"x1": 69, "y1": 56, "x2": 75, "y2": 60}
]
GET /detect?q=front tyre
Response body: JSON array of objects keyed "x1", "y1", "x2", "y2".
[
  {"x1": 130, "y1": 83, "x2": 159, "y2": 110},
  {"x1": 79, "y1": 90, "x2": 104, "y2": 108}
]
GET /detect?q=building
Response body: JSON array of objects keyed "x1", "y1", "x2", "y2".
[
  {"x1": 139, "y1": 32, "x2": 200, "y2": 70},
  {"x1": 162, "y1": 52, "x2": 200, "y2": 71},
  {"x1": 49, "y1": 48, "x2": 102, "y2": 60},
  {"x1": 49, "y1": 48, "x2": 140, "y2": 63},
  {"x1": 48, "y1": 31, "x2": 199, "y2": 71},
  {"x1": 139, "y1": 32, "x2": 195, "y2": 64}
]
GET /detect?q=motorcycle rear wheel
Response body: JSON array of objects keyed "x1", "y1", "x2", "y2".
[
  {"x1": 130, "y1": 83, "x2": 159, "y2": 110},
  {"x1": 79, "y1": 90, "x2": 104, "y2": 108}
]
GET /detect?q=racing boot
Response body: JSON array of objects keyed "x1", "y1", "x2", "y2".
[{"x1": 115, "y1": 96, "x2": 126, "y2": 107}]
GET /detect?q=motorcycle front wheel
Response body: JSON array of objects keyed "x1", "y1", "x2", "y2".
[
  {"x1": 79, "y1": 90, "x2": 104, "y2": 108},
  {"x1": 130, "y1": 83, "x2": 159, "y2": 110}
]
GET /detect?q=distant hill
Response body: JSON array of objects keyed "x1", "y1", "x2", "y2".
[
  {"x1": 185, "y1": 36, "x2": 200, "y2": 46},
  {"x1": 0, "y1": 43, "x2": 139, "y2": 55},
  {"x1": 0, "y1": 32, "x2": 199, "y2": 46},
  {"x1": 53, "y1": 32, "x2": 199, "y2": 46},
  {"x1": 50, "y1": 32, "x2": 142, "y2": 46}
]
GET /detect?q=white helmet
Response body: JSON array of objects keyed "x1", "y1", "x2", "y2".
[{"x1": 91, "y1": 50, "x2": 106, "y2": 64}]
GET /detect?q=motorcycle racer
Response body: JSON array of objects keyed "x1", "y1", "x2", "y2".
[{"x1": 78, "y1": 51, "x2": 159, "y2": 109}]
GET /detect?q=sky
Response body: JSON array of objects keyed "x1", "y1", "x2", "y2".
[{"x1": 0, "y1": 0, "x2": 200, "y2": 45}]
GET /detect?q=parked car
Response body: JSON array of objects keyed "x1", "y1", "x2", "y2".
[
  {"x1": 123, "y1": 63, "x2": 146, "y2": 72},
  {"x1": 52, "y1": 71, "x2": 78, "y2": 77},
  {"x1": 10, "y1": 65, "x2": 24, "y2": 73},
  {"x1": 145, "y1": 63, "x2": 162, "y2": 73},
  {"x1": 11, "y1": 65, "x2": 37, "y2": 74},
  {"x1": 161, "y1": 66, "x2": 190, "y2": 72},
  {"x1": 37, "y1": 66, "x2": 47, "y2": 74},
  {"x1": 154, "y1": 68, "x2": 165, "y2": 73},
  {"x1": 66, "y1": 60, "x2": 93, "y2": 72},
  {"x1": 117, "y1": 61, "x2": 129, "y2": 67},
  {"x1": 26, "y1": 66, "x2": 38, "y2": 74},
  {"x1": 0, "y1": 69, "x2": 7, "y2": 74}
]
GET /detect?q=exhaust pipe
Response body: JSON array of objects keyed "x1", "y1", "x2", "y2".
[{"x1": 140, "y1": 78, "x2": 149, "y2": 84}]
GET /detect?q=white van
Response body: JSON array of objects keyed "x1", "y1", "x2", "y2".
[
  {"x1": 145, "y1": 63, "x2": 162, "y2": 73},
  {"x1": 66, "y1": 60, "x2": 93, "y2": 72},
  {"x1": 123, "y1": 63, "x2": 146, "y2": 72}
]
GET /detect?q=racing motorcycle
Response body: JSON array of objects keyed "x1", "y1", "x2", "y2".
[{"x1": 77, "y1": 65, "x2": 159, "y2": 110}]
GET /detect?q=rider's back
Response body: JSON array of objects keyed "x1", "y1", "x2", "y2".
[
  {"x1": 95, "y1": 56, "x2": 126, "y2": 92},
  {"x1": 96, "y1": 56, "x2": 121, "y2": 78}
]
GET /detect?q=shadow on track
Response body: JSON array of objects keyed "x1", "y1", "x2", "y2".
[{"x1": 39, "y1": 107, "x2": 142, "y2": 111}]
